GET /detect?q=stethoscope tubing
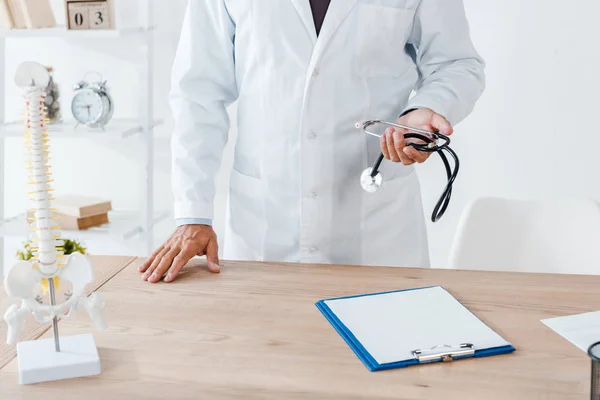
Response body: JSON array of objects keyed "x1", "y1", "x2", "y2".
[{"x1": 357, "y1": 120, "x2": 460, "y2": 223}]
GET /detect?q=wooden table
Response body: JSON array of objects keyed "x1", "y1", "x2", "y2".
[{"x1": 1, "y1": 257, "x2": 598, "y2": 399}]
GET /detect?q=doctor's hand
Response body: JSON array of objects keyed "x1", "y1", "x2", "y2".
[
  {"x1": 380, "y1": 108, "x2": 453, "y2": 165},
  {"x1": 138, "y1": 224, "x2": 220, "y2": 283}
]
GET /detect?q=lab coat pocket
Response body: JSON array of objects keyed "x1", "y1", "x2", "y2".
[
  {"x1": 362, "y1": 170, "x2": 429, "y2": 268},
  {"x1": 354, "y1": 4, "x2": 415, "y2": 78},
  {"x1": 226, "y1": 167, "x2": 266, "y2": 259}
]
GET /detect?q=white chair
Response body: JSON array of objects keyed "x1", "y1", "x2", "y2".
[{"x1": 447, "y1": 197, "x2": 600, "y2": 275}]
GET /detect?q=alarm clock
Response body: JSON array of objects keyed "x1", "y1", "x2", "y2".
[{"x1": 71, "y1": 76, "x2": 113, "y2": 129}]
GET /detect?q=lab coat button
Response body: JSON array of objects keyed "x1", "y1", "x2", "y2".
[
  {"x1": 309, "y1": 192, "x2": 317, "y2": 199},
  {"x1": 308, "y1": 247, "x2": 318, "y2": 253},
  {"x1": 307, "y1": 131, "x2": 317, "y2": 140},
  {"x1": 312, "y1": 69, "x2": 320, "y2": 77}
]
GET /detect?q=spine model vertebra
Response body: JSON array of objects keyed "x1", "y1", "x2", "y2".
[{"x1": 24, "y1": 85, "x2": 64, "y2": 277}]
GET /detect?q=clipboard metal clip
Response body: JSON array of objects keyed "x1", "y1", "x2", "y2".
[{"x1": 412, "y1": 343, "x2": 475, "y2": 363}]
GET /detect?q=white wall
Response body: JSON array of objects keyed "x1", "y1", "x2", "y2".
[
  {"x1": 4, "y1": 0, "x2": 600, "y2": 269},
  {"x1": 422, "y1": 0, "x2": 600, "y2": 268}
]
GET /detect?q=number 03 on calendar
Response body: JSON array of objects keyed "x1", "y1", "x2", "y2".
[{"x1": 66, "y1": 0, "x2": 113, "y2": 30}]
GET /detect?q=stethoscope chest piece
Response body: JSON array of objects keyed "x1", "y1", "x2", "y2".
[{"x1": 360, "y1": 167, "x2": 382, "y2": 193}]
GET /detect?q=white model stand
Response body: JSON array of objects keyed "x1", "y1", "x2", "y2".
[
  {"x1": 17, "y1": 334, "x2": 100, "y2": 385},
  {"x1": 3, "y1": 62, "x2": 107, "y2": 385}
]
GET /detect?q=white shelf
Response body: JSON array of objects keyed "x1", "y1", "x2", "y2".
[
  {"x1": 0, "y1": 210, "x2": 169, "y2": 242},
  {"x1": 0, "y1": 0, "x2": 159, "y2": 259},
  {"x1": 0, "y1": 26, "x2": 149, "y2": 39},
  {"x1": 0, "y1": 118, "x2": 164, "y2": 139}
]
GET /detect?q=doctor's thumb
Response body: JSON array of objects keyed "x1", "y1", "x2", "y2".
[
  {"x1": 431, "y1": 113, "x2": 454, "y2": 136},
  {"x1": 206, "y1": 239, "x2": 221, "y2": 273}
]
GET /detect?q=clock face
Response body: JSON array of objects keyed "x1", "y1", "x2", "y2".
[{"x1": 71, "y1": 89, "x2": 105, "y2": 125}]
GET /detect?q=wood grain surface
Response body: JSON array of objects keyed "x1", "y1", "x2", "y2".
[
  {"x1": 0, "y1": 255, "x2": 137, "y2": 369},
  {"x1": 1, "y1": 258, "x2": 598, "y2": 399}
]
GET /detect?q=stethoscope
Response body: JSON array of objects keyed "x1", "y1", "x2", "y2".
[{"x1": 355, "y1": 120, "x2": 460, "y2": 223}]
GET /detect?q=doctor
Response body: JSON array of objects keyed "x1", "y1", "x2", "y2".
[{"x1": 140, "y1": 0, "x2": 485, "y2": 283}]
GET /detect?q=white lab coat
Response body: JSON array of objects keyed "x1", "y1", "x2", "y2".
[{"x1": 170, "y1": 0, "x2": 485, "y2": 267}]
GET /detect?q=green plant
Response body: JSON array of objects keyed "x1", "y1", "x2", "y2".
[
  {"x1": 62, "y1": 238, "x2": 87, "y2": 256},
  {"x1": 16, "y1": 238, "x2": 88, "y2": 261},
  {"x1": 15, "y1": 241, "x2": 34, "y2": 261}
]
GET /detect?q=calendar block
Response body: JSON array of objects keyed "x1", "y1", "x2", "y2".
[
  {"x1": 67, "y1": 2, "x2": 89, "y2": 30},
  {"x1": 65, "y1": 0, "x2": 113, "y2": 30},
  {"x1": 87, "y1": 2, "x2": 109, "y2": 29}
]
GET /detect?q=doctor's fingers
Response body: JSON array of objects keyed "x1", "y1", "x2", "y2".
[
  {"x1": 391, "y1": 130, "x2": 415, "y2": 166},
  {"x1": 147, "y1": 247, "x2": 181, "y2": 283},
  {"x1": 163, "y1": 240, "x2": 220, "y2": 283},
  {"x1": 139, "y1": 245, "x2": 164, "y2": 272},
  {"x1": 403, "y1": 146, "x2": 430, "y2": 164},
  {"x1": 430, "y1": 113, "x2": 454, "y2": 136},
  {"x1": 403, "y1": 137, "x2": 430, "y2": 164},
  {"x1": 204, "y1": 239, "x2": 221, "y2": 273},
  {"x1": 380, "y1": 133, "x2": 391, "y2": 160},
  {"x1": 163, "y1": 245, "x2": 196, "y2": 283},
  {"x1": 142, "y1": 246, "x2": 170, "y2": 280},
  {"x1": 382, "y1": 128, "x2": 404, "y2": 163}
]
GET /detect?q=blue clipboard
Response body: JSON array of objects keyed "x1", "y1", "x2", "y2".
[{"x1": 315, "y1": 286, "x2": 516, "y2": 372}]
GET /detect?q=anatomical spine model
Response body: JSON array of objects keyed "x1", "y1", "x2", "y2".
[{"x1": 3, "y1": 63, "x2": 106, "y2": 348}]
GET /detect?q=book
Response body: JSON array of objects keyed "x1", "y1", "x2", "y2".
[
  {"x1": 0, "y1": 0, "x2": 15, "y2": 29},
  {"x1": 52, "y1": 195, "x2": 112, "y2": 218},
  {"x1": 6, "y1": 0, "x2": 25, "y2": 28},
  {"x1": 58, "y1": 212, "x2": 109, "y2": 230},
  {"x1": 26, "y1": 211, "x2": 109, "y2": 231},
  {"x1": 18, "y1": 0, "x2": 56, "y2": 29}
]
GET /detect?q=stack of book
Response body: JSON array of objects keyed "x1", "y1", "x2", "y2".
[
  {"x1": 29, "y1": 195, "x2": 112, "y2": 230},
  {"x1": 0, "y1": 0, "x2": 56, "y2": 29}
]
